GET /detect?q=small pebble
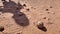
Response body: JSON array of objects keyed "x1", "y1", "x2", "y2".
[
  {"x1": 26, "y1": 8, "x2": 30, "y2": 11},
  {"x1": 45, "y1": 9, "x2": 49, "y2": 11},
  {"x1": 23, "y1": 4, "x2": 26, "y2": 7}
]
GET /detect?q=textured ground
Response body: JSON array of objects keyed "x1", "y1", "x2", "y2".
[{"x1": 0, "y1": 0, "x2": 60, "y2": 34}]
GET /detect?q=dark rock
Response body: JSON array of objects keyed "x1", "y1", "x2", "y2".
[{"x1": 23, "y1": 4, "x2": 26, "y2": 7}]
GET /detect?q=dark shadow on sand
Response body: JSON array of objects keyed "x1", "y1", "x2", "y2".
[
  {"x1": 38, "y1": 26, "x2": 47, "y2": 32},
  {"x1": 0, "y1": 0, "x2": 29, "y2": 27}
]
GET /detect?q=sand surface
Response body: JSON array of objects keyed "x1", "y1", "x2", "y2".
[{"x1": 0, "y1": 0, "x2": 60, "y2": 34}]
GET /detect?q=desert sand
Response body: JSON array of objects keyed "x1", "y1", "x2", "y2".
[{"x1": 0, "y1": 0, "x2": 60, "y2": 34}]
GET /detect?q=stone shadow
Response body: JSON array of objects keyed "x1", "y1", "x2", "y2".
[
  {"x1": 38, "y1": 26, "x2": 47, "y2": 32},
  {"x1": 0, "y1": 0, "x2": 29, "y2": 27}
]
